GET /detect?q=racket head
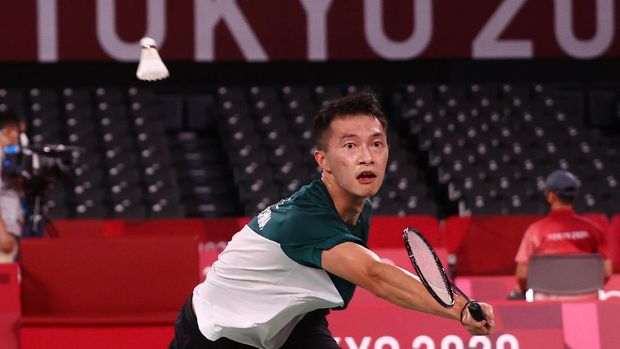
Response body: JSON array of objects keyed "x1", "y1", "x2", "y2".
[{"x1": 403, "y1": 227, "x2": 455, "y2": 308}]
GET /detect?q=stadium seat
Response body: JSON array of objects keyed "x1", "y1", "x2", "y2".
[
  {"x1": 3, "y1": 83, "x2": 616, "y2": 219},
  {"x1": 393, "y1": 83, "x2": 620, "y2": 216},
  {"x1": 255, "y1": 112, "x2": 288, "y2": 133},
  {"x1": 127, "y1": 87, "x2": 156, "y2": 104},
  {"x1": 0, "y1": 88, "x2": 25, "y2": 114},
  {"x1": 28, "y1": 88, "x2": 58, "y2": 106},
  {"x1": 61, "y1": 87, "x2": 91, "y2": 105},
  {"x1": 525, "y1": 253, "x2": 605, "y2": 301},
  {"x1": 186, "y1": 94, "x2": 216, "y2": 130},
  {"x1": 72, "y1": 200, "x2": 107, "y2": 219},
  {"x1": 281, "y1": 85, "x2": 312, "y2": 103},
  {"x1": 94, "y1": 87, "x2": 124, "y2": 104},
  {"x1": 313, "y1": 85, "x2": 343, "y2": 105},
  {"x1": 217, "y1": 86, "x2": 247, "y2": 104}
]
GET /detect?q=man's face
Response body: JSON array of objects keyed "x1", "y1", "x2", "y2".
[
  {"x1": 0, "y1": 126, "x2": 19, "y2": 146},
  {"x1": 316, "y1": 114, "x2": 388, "y2": 199}
]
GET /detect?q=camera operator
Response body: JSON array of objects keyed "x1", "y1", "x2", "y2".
[{"x1": 0, "y1": 110, "x2": 24, "y2": 263}]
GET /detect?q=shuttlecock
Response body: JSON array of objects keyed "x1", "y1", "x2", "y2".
[{"x1": 136, "y1": 37, "x2": 169, "y2": 81}]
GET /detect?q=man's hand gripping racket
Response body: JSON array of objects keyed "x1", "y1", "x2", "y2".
[{"x1": 403, "y1": 227, "x2": 495, "y2": 335}]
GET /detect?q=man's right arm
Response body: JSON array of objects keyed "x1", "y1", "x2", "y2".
[
  {"x1": 510, "y1": 227, "x2": 537, "y2": 297},
  {"x1": 321, "y1": 242, "x2": 494, "y2": 335},
  {"x1": 514, "y1": 262, "x2": 528, "y2": 293}
]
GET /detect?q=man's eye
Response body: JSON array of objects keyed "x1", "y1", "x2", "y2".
[
  {"x1": 345, "y1": 143, "x2": 355, "y2": 149},
  {"x1": 373, "y1": 141, "x2": 383, "y2": 147}
]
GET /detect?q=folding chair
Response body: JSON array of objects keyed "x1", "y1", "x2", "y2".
[{"x1": 525, "y1": 253, "x2": 605, "y2": 302}]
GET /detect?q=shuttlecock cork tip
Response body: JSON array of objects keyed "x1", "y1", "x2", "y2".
[{"x1": 140, "y1": 37, "x2": 157, "y2": 48}]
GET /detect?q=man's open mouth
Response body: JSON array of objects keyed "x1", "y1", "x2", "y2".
[{"x1": 357, "y1": 171, "x2": 377, "y2": 181}]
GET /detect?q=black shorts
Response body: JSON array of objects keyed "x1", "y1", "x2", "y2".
[{"x1": 169, "y1": 296, "x2": 341, "y2": 349}]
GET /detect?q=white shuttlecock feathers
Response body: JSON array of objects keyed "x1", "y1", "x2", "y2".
[{"x1": 136, "y1": 37, "x2": 169, "y2": 81}]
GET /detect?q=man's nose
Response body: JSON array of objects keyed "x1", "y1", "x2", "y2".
[{"x1": 358, "y1": 145, "x2": 374, "y2": 164}]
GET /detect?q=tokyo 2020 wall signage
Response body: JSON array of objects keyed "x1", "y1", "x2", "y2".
[{"x1": 1, "y1": 0, "x2": 618, "y2": 61}]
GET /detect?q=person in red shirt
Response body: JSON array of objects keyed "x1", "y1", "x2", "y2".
[{"x1": 509, "y1": 170, "x2": 613, "y2": 299}]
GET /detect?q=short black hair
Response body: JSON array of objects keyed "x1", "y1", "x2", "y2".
[
  {"x1": 312, "y1": 91, "x2": 387, "y2": 151},
  {"x1": 556, "y1": 193, "x2": 577, "y2": 205},
  {"x1": 545, "y1": 189, "x2": 577, "y2": 205},
  {"x1": 0, "y1": 109, "x2": 22, "y2": 130}
]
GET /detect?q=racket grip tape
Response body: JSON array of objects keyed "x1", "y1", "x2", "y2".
[{"x1": 468, "y1": 302, "x2": 486, "y2": 322}]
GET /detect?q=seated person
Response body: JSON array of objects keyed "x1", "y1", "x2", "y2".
[
  {"x1": 0, "y1": 110, "x2": 24, "y2": 263},
  {"x1": 509, "y1": 170, "x2": 613, "y2": 300}
]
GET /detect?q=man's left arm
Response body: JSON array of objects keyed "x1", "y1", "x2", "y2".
[
  {"x1": 593, "y1": 226, "x2": 613, "y2": 282},
  {"x1": 604, "y1": 259, "x2": 613, "y2": 283},
  {"x1": 0, "y1": 216, "x2": 17, "y2": 254}
]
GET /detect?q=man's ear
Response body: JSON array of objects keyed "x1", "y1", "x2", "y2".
[
  {"x1": 314, "y1": 150, "x2": 331, "y2": 173},
  {"x1": 544, "y1": 190, "x2": 555, "y2": 204}
]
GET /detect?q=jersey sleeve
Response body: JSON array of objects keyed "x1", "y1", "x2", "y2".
[
  {"x1": 515, "y1": 225, "x2": 538, "y2": 264},
  {"x1": 594, "y1": 226, "x2": 610, "y2": 259},
  {"x1": 278, "y1": 207, "x2": 366, "y2": 269}
]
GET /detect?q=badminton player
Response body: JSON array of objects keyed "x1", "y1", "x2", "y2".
[{"x1": 170, "y1": 92, "x2": 495, "y2": 349}]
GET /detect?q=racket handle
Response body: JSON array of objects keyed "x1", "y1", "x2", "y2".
[{"x1": 468, "y1": 302, "x2": 486, "y2": 322}]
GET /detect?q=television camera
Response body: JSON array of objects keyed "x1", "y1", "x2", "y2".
[{"x1": 2, "y1": 142, "x2": 80, "y2": 236}]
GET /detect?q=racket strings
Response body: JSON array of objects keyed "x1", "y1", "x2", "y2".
[{"x1": 406, "y1": 231, "x2": 453, "y2": 305}]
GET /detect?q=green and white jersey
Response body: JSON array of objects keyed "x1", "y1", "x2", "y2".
[{"x1": 193, "y1": 180, "x2": 371, "y2": 349}]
